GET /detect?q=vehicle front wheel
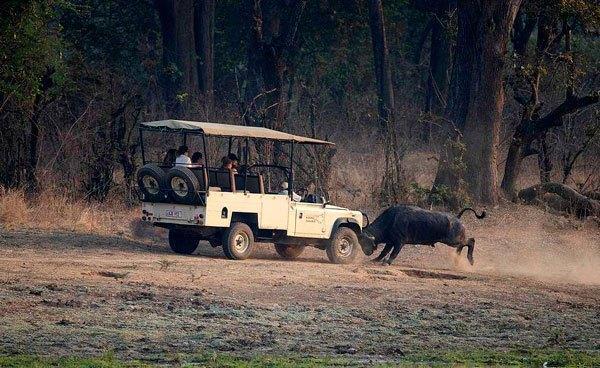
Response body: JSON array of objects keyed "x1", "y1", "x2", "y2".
[
  {"x1": 326, "y1": 227, "x2": 359, "y2": 264},
  {"x1": 168, "y1": 230, "x2": 199, "y2": 255},
  {"x1": 274, "y1": 244, "x2": 305, "y2": 260},
  {"x1": 222, "y1": 222, "x2": 255, "y2": 260}
]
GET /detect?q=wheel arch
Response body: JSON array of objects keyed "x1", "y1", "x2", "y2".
[
  {"x1": 230, "y1": 212, "x2": 259, "y2": 229},
  {"x1": 331, "y1": 217, "x2": 361, "y2": 238}
]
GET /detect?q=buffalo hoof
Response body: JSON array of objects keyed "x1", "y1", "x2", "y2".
[
  {"x1": 382, "y1": 260, "x2": 391, "y2": 266},
  {"x1": 467, "y1": 256, "x2": 474, "y2": 266}
]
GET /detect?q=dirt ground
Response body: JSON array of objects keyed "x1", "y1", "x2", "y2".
[{"x1": 0, "y1": 205, "x2": 599, "y2": 362}]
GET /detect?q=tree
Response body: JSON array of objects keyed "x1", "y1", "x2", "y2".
[
  {"x1": 412, "y1": 0, "x2": 455, "y2": 141},
  {"x1": 194, "y1": 0, "x2": 215, "y2": 118},
  {"x1": 511, "y1": 3, "x2": 537, "y2": 57},
  {"x1": 0, "y1": 0, "x2": 63, "y2": 191},
  {"x1": 500, "y1": 1, "x2": 600, "y2": 197},
  {"x1": 155, "y1": 0, "x2": 198, "y2": 104},
  {"x1": 368, "y1": 0, "x2": 395, "y2": 129},
  {"x1": 368, "y1": 0, "x2": 405, "y2": 204},
  {"x1": 241, "y1": 0, "x2": 306, "y2": 162},
  {"x1": 434, "y1": 0, "x2": 523, "y2": 205}
]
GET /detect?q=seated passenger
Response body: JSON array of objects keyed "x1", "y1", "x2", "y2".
[
  {"x1": 221, "y1": 157, "x2": 237, "y2": 173},
  {"x1": 175, "y1": 145, "x2": 191, "y2": 166},
  {"x1": 163, "y1": 148, "x2": 178, "y2": 166},
  {"x1": 279, "y1": 182, "x2": 301, "y2": 202},
  {"x1": 228, "y1": 153, "x2": 239, "y2": 171},
  {"x1": 191, "y1": 151, "x2": 203, "y2": 167}
]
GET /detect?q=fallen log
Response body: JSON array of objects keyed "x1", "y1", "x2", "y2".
[{"x1": 518, "y1": 182, "x2": 600, "y2": 218}]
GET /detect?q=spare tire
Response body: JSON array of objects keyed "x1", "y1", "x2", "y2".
[
  {"x1": 166, "y1": 167, "x2": 200, "y2": 204},
  {"x1": 137, "y1": 164, "x2": 167, "y2": 202}
]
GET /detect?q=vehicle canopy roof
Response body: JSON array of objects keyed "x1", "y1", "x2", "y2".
[{"x1": 140, "y1": 120, "x2": 334, "y2": 145}]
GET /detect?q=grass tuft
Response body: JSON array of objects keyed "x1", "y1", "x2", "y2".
[{"x1": 0, "y1": 187, "x2": 29, "y2": 229}]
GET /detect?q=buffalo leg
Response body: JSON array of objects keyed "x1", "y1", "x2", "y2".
[
  {"x1": 373, "y1": 243, "x2": 393, "y2": 262},
  {"x1": 467, "y1": 238, "x2": 475, "y2": 265},
  {"x1": 384, "y1": 242, "x2": 404, "y2": 265}
]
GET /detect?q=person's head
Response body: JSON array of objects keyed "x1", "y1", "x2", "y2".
[
  {"x1": 281, "y1": 181, "x2": 289, "y2": 191},
  {"x1": 191, "y1": 151, "x2": 203, "y2": 164},
  {"x1": 163, "y1": 148, "x2": 178, "y2": 165},
  {"x1": 227, "y1": 153, "x2": 239, "y2": 168},
  {"x1": 221, "y1": 157, "x2": 233, "y2": 170},
  {"x1": 177, "y1": 145, "x2": 189, "y2": 156}
]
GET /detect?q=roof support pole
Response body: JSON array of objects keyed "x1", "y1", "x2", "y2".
[
  {"x1": 202, "y1": 134, "x2": 209, "y2": 168},
  {"x1": 289, "y1": 141, "x2": 294, "y2": 200},
  {"x1": 139, "y1": 128, "x2": 146, "y2": 165}
]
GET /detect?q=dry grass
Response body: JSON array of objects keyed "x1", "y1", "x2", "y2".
[
  {"x1": 0, "y1": 187, "x2": 29, "y2": 230},
  {"x1": 0, "y1": 186, "x2": 137, "y2": 235}
]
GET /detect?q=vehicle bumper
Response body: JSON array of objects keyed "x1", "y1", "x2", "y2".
[{"x1": 141, "y1": 202, "x2": 207, "y2": 226}]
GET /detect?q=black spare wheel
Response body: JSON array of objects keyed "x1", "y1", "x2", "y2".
[
  {"x1": 166, "y1": 167, "x2": 200, "y2": 204},
  {"x1": 137, "y1": 164, "x2": 166, "y2": 202},
  {"x1": 168, "y1": 229, "x2": 199, "y2": 254},
  {"x1": 326, "y1": 227, "x2": 359, "y2": 264},
  {"x1": 222, "y1": 222, "x2": 255, "y2": 260},
  {"x1": 275, "y1": 244, "x2": 305, "y2": 259}
]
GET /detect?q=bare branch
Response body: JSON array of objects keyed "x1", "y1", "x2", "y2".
[{"x1": 534, "y1": 91, "x2": 600, "y2": 131}]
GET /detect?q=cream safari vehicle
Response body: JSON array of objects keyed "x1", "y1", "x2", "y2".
[{"x1": 136, "y1": 120, "x2": 370, "y2": 264}]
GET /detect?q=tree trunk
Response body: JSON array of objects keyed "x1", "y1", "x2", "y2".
[
  {"x1": 241, "y1": 0, "x2": 306, "y2": 163},
  {"x1": 156, "y1": 0, "x2": 198, "y2": 102},
  {"x1": 27, "y1": 106, "x2": 40, "y2": 192},
  {"x1": 423, "y1": 0, "x2": 452, "y2": 141},
  {"x1": 194, "y1": 0, "x2": 215, "y2": 118},
  {"x1": 538, "y1": 136, "x2": 553, "y2": 183},
  {"x1": 511, "y1": 4, "x2": 536, "y2": 57},
  {"x1": 368, "y1": 0, "x2": 395, "y2": 130},
  {"x1": 434, "y1": 0, "x2": 521, "y2": 204},
  {"x1": 501, "y1": 139, "x2": 525, "y2": 196},
  {"x1": 426, "y1": 5, "x2": 451, "y2": 114},
  {"x1": 25, "y1": 68, "x2": 54, "y2": 193},
  {"x1": 461, "y1": 0, "x2": 522, "y2": 204},
  {"x1": 368, "y1": 0, "x2": 407, "y2": 204}
]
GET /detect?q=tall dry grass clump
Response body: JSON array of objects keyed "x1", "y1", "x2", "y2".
[
  {"x1": 0, "y1": 187, "x2": 30, "y2": 229},
  {"x1": 0, "y1": 187, "x2": 136, "y2": 235}
]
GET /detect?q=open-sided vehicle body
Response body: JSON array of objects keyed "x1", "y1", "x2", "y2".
[{"x1": 137, "y1": 120, "x2": 368, "y2": 263}]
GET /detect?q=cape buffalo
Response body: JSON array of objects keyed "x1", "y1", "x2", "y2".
[{"x1": 358, "y1": 205, "x2": 486, "y2": 265}]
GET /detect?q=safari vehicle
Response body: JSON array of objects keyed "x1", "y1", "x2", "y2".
[{"x1": 136, "y1": 120, "x2": 367, "y2": 264}]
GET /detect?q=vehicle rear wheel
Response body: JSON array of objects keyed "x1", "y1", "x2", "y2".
[
  {"x1": 168, "y1": 229, "x2": 199, "y2": 255},
  {"x1": 326, "y1": 227, "x2": 359, "y2": 264},
  {"x1": 222, "y1": 222, "x2": 254, "y2": 260},
  {"x1": 274, "y1": 244, "x2": 305, "y2": 259}
]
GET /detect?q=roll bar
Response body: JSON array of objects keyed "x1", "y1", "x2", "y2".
[{"x1": 139, "y1": 128, "x2": 298, "y2": 200}]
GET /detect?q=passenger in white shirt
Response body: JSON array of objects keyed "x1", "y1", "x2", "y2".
[
  {"x1": 175, "y1": 145, "x2": 191, "y2": 166},
  {"x1": 279, "y1": 182, "x2": 301, "y2": 201}
]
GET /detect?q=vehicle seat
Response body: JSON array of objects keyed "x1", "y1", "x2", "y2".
[
  {"x1": 215, "y1": 170, "x2": 236, "y2": 192},
  {"x1": 304, "y1": 194, "x2": 325, "y2": 204},
  {"x1": 234, "y1": 174, "x2": 264, "y2": 194},
  {"x1": 190, "y1": 167, "x2": 208, "y2": 191}
]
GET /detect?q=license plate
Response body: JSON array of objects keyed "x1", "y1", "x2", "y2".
[{"x1": 165, "y1": 210, "x2": 182, "y2": 218}]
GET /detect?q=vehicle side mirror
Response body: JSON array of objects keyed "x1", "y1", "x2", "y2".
[{"x1": 321, "y1": 196, "x2": 329, "y2": 207}]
